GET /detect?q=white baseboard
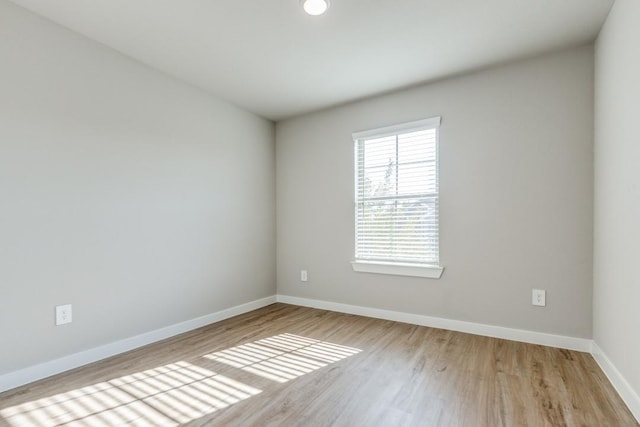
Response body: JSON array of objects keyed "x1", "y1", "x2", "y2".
[
  {"x1": 591, "y1": 342, "x2": 640, "y2": 422},
  {"x1": 4, "y1": 293, "x2": 638, "y2": 424},
  {"x1": 0, "y1": 295, "x2": 277, "y2": 394},
  {"x1": 276, "y1": 295, "x2": 592, "y2": 352},
  {"x1": 278, "y1": 294, "x2": 638, "y2": 422}
]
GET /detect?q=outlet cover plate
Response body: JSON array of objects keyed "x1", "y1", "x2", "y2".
[
  {"x1": 55, "y1": 304, "x2": 73, "y2": 325},
  {"x1": 532, "y1": 289, "x2": 546, "y2": 307}
]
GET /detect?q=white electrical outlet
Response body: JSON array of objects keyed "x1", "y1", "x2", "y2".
[
  {"x1": 300, "y1": 270, "x2": 308, "y2": 282},
  {"x1": 532, "y1": 289, "x2": 546, "y2": 307},
  {"x1": 55, "y1": 304, "x2": 73, "y2": 325}
]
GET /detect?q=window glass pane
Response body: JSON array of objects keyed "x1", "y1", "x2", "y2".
[
  {"x1": 397, "y1": 162, "x2": 436, "y2": 195},
  {"x1": 363, "y1": 135, "x2": 395, "y2": 168},
  {"x1": 356, "y1": 198, "x2": 438, "y2": 263},
  {"x1": 398, "y1": 129, "x2": 436, "y2": 164},
  {"x1": 363, "y1": 163, "x2": 397, "y2": 198}
]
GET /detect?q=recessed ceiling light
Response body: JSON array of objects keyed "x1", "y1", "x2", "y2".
[{"x1": 301, "y1": 0, "x2": 329, "y2": 16}]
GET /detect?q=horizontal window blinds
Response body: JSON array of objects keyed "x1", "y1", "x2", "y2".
[{"x1": 354, "y1": 118, "x2": 440, "y2": 266}]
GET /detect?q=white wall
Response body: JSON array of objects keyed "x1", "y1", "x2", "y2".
[
  {"x1": 594, "y1": 0, "x2": 640, "y2": 407},
  {"x1": 277, "y1": 46, "x2": 594, "y2": 338},
  {"x1": 0, "y1": 0, "x2": 275, "y2": 374}
]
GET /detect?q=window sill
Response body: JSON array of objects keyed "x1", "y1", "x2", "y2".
[{"x1": 351, "y1": 261, "x2": 444, "y2": 279}]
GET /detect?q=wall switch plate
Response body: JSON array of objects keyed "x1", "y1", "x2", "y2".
[
  {"x1": 532, "y1": 289, "x2": 546, "y2": 307},
  {"x1": 55, "y1": 304, "x2": 73, "y2": 325},
  {"x1": 300, "y1": 270, "x2": 308, "y2": 282}
]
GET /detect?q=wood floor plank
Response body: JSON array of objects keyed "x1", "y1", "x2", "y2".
[{"x1": 0, "y1": 303, "x2": 637, "y2": 427}]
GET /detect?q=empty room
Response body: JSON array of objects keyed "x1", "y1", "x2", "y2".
[{"x1": 1, "y1": 0, "x2": 638, "y2": 425}]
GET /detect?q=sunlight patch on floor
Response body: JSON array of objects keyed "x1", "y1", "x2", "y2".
[
  {"x1": 0, "y1": 361, "x2": 261, "y2": 427},
  {"x1": 203, "y1": 333, "x2": 362, "y2": 383}
]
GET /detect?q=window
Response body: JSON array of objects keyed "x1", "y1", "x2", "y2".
[{"x1": 351, "y1": 117, "x2": 443, "y2": 278}]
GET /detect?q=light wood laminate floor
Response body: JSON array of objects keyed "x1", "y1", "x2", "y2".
[{"x1": 0, "y1": 303, "x2": 637, "y2": 426}]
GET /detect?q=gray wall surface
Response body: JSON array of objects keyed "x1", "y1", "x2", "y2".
[
  {"x1": 0, "y1": 0, "x2": 276, "y2": 374},
  {"x1": 594, "y1": 0, "x2": 640, "y2": 402},
  {"x1": 276, "y1": 46, "x2": 594, "y2": 338}
]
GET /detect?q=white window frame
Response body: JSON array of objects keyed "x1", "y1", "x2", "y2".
[{"x1": 351, "y1": 117, "x2": 444, "y2": 279}]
